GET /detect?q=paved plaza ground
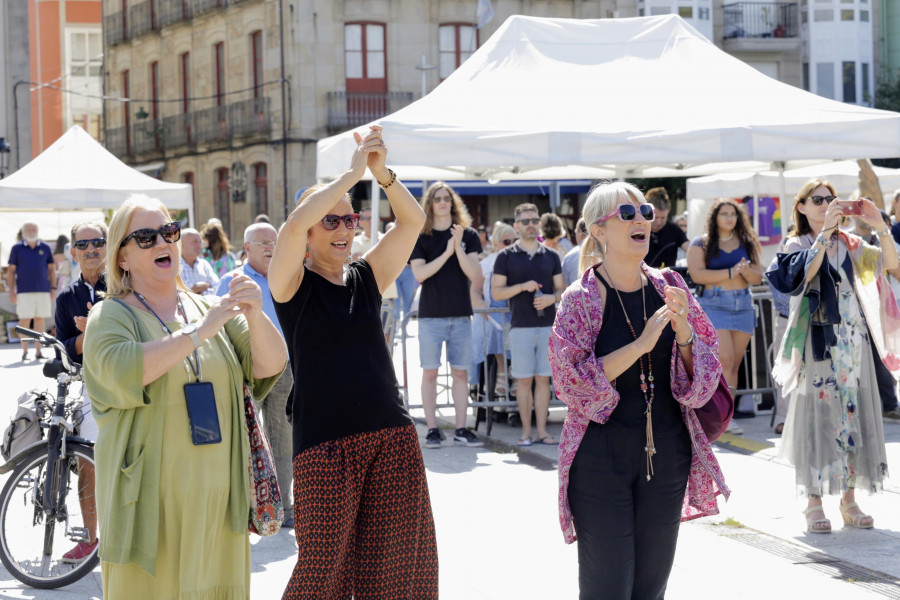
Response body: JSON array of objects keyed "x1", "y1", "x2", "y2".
[{"x1": 0, "y1": 324, "x2": 897, "y2": 599}]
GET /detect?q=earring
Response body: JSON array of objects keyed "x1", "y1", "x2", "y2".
[
  {"x1": 304, "y1": 246, "x2": 310, "y2": 260},
  {"x1": 122, "y1": 270, "x2": 132, "y2": 290},
  {"x1": 603, "y1": 241, "x2": 608, "y2": 255}
]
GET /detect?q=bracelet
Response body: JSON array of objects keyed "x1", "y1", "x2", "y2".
[
  {"x1": 676, "y1": 329, "x2": 694, "y2": 348},
  {"x1": 378, "y1": 168, "x2": 396, "y2": 189},
  {"x1": 877, "y1": 228, "x2": 891, "y2": 238},
  {"x1": 815, "y1": 234, "x2": 833, "y2": 250}
]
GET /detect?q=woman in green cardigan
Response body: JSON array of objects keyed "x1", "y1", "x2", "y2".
[{"x1": 83, "y1": 194, "x2": 287, "y2": 599}]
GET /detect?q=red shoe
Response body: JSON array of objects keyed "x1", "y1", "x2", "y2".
[{"x1": 61, "y1": 539, "x2": 97, "y2": 564}]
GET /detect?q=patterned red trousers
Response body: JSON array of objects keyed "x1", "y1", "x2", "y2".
[{"x1": 281, "y1": 424, "x2": 439, "y2": 599}]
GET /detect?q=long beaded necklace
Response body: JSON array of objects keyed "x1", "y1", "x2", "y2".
[{"x1": 601, "y1": 265, "x2": 657, "y2": 481}]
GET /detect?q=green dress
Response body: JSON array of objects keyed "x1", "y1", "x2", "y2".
[{"x1": 83, "y1": 296, "x2": 281, "y2": 600}]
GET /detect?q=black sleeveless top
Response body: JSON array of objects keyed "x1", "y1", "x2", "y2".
[
  {"x1": 593, "y1": 271, "x2": 685, "y2": 437},
  {"x1": 273, "y1": 259, "x2": 412, "y2": 456}
]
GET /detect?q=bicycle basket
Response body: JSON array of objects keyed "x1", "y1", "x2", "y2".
[{"x1": 1, "y1": 392, "x2": 45, "y2": 462}]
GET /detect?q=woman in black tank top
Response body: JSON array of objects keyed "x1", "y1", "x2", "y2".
[{"x1": 269, "y1": 127, "x2": 438, "y2": 598}]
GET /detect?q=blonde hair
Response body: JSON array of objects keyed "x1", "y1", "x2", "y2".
[
  {"x1": 579, "y1": 181, "x2": 646, "y2": 274},
  {"x1": 490, "y1": 222, "x2": 516, "y2": 251},
  {"x1": 420, "y1": 182, "x2": 471, "y2": 234},
  {"x1": 104, "y1": 194, "x2": 188, "y2": 299}
]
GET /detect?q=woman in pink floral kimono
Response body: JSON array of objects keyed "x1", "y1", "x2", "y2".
[{"x1": 549, "y1": 181, "x2": 729, "y2": 600}]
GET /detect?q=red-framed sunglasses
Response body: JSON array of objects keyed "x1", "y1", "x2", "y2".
[
  {"x1": 595, "y1": 203, "x2": 655, "y2": 225},
  {"x1": 321, "y1": 213, "x2": 360, "y2": 231}
]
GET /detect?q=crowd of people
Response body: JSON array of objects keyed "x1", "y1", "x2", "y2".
[{"x1": 3, "y1": 131, "x2": 900, "y2": 597}]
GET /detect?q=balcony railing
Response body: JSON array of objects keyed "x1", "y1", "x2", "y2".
[
  {"x1": 192, "y1": 0, "x2": 226, "y2": 17},
  {"x1": 162, "y1": 113, "x2": 193, "y2": 147},
  {"x1": 229, "y1": 97, "x2": 272, "y2": 137},
  {"x1": 104, "y1": 13, "x2": 126, "y2": 46},
  {"x1": 105, "y1": 126, "x2": 129, "y2": 157},
  {"x1": 723, "y1": 2, "x2": 799, "y2": 39},
  {"x1": 129, "y1": 1, "x2": 159, "y2": 38},
  {"x1": 326, "y1": 91, "x2": 414, "y2": 134},
  {"x1": 159, "y1": 0, "x2": 192, "y2": 27},
  {"x1": 133, "y1": 118, "x2": 164, "y2": 154},
  {"x1": 194, "y1": 105, "x2": 229, "y2": 144}
]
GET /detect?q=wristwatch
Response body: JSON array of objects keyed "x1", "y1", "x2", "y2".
[{"x1": 181, "y1": 323, "x2": 203, "y2": 349}]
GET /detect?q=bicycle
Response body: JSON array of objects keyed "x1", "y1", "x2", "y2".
[{"x1": 0, "y1": 326, "x2": 98, "y2": 588}]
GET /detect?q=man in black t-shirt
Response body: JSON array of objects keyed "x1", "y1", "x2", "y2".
[
  {"x1": 410, "y1": 183, "x2": 484, "y2": 449},
  {"x1": 492, "y1": 204, "x2": 564, "y2": 446},
  {"x1": 645, "y1": 187, "x2": 689, "y2": 268}
]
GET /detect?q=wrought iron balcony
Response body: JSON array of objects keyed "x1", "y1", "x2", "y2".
[
  {"x1": 723, "y1": 2, "x2": 799, "y2": 39},
  {"x1": 105, "y1": 126, "x2": 130, "y2": 158},
  {"x1": 229, "y1": 97, "x2": 272, "y2": 137},
  {"x1": 129, "y1": 1, "x2": 159, "y2": 38},
  {"x1": 326, "y1": 91, "x2": 414, "y2": 134},
  {"x1": 162, "y1": 113, "x2": 194, "y2": 147},
  {"x1": 159, "y1": 0, "x2": 192, "y2": 27},
  {"x1": 194, "y1": 105, "x2": 230, "y2": 144},
  {"x1": 133, "y1": 118, "x2": 164, "y2": 155},
  {"x1": 104, "y1": 13, "x2": 126, "y2": 46},
  {"x1": 192, "y1": 0, "x2": 226, "y2": 17}
]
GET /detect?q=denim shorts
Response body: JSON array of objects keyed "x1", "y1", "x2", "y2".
[
  {"x1": 509, "y1": 326, "x2": 553, "y2": 379},
  {"x1": 697, "y1": 288, "x2": 756, "y2": 334},
  {"x1": 418, "y1": 317, "x2": 473, "y2": 370}
]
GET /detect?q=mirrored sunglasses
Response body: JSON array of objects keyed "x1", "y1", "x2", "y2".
[
  {"x1": 595, "y1": 203, "x2": 655, "y2": 225},
  {"x1": 516, "y1": 218, "x2": 541, "y2": 225},
  {"x1": 807, "y1": 195, "x2": 837, "y2": 206},
  {"x1": 73, "y1": 238, "x2": 107, "y2": 250},
  {"x1": 321, "y1": 213, "x2": 360, "y2": 231},
  {"x1": 120, "y1": 222, "x2": 182, "y2": 249}
]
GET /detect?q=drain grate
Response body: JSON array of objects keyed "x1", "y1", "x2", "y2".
[{"x1": 696, "y1": 521, "x2": 900, "y2": 598}]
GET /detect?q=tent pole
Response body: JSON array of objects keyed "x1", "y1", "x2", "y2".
[
  {"x1": 777, "y1": 162, "x2": 788, "y2": 241},
  {"x1": 370, "y1": 179, "x2": 381, "y2": 241}
]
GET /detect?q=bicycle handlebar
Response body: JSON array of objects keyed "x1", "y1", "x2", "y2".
[{"x1": 14, "y1": 326, "x2": 80, "y2": 378}]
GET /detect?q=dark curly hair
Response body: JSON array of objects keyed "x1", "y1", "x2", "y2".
[{"x1": 702, "y1": 199, "x2": 760, "y2": 267}]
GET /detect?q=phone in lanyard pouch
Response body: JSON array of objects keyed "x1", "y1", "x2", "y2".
[{"x1": 184, "y1": 381, "x2": 222, "y2": 445}]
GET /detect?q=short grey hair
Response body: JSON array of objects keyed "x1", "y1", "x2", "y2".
[
  {"x1": 244, "y1": 222, "x2": 276, "y2": 243},
  {"x1": 182, "y1": 227, "x2": 201, "y2": 237}
]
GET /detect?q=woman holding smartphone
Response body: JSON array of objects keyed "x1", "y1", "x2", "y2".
[{"x1": 767, "y1": 179, "x2": 900, "y2": 533}]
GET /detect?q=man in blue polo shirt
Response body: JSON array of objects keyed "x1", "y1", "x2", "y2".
[
  {"x1": 492, "y1": 203, "x2": 564, "y2": 447},
  {"x1": 7, "y1": 222, "x2": 56, "y2": 361},
  {"x1": 215, "y1": 222, "x2": 294, "y2": 526}
]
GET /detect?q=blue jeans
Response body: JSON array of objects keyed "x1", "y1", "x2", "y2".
[{"x1": 395, "y1": 266, "x2": 418, "y2": 321}]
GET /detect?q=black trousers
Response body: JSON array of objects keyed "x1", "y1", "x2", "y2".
[{"x1": 568, "y1": 422, "x2": 692, "y2": 600}]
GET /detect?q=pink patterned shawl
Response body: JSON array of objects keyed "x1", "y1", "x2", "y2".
[{"x1": 549, "y1": 264, "x2": 730, "y2": 544}]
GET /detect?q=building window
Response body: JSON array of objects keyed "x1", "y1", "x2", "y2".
[
  {"x1": 215, "y1": 168, "x2": 230, "y2": 232},
  {"x1": 802, "y1": 62, "x2": 809, "y2": 91},
  {"x1": 252, "y1": 163, "x2": 268, "y2": 217},
  {"x1": 150, "y1": 61, "x2": 159, "y2": 121},
  {"x1": 123, "y1": 70, "x2": 131, "y2": 153},
  {"x1": 214, "y1": 42, "x2": 225, "y2": 106},
  {"x1": 862, "y1": 62, "x2": 870, "y2": 103},
  {"x1": 251, "y1": 30, "x2": 263, "y2": 98},
  {"x1": 698, "y1": 7, "x2": 710, "y2": 19},
  {"x1": 843, "y1": 62, "x2": 856, "y2": 103},
  {"x1": 814, "y1": 9, "x2": 834, "y2": 21},
  {"x1": 860, "y1": 10, "x2": 869, "y2": 21},
  {"x1": 345, "y1": 23, "x2": 386, "y2": 85},
  {"x1": 69, "y1": 31, "x2": 102, "y2": 77},
  {"x1": 678, "y1": 6, "x2": 693, "y2": 18},
  {"x1": 650, "y1": 6, "x2": 670, "y2": 15},
  {"x1": 840, "y1": 9, "x2": 854, "y2": 20},
  {"x1": 180, "y1": 52, "x2": 190, "y2": 114},
  {"x1": 439, "y1": 24, "x2": 477, "y2": 80},
  {"x1": 816, "y1": 62, "x2": 834, "y2": 100},
  {"x1": 73, "y1": 114, "x2": 101, "y2": 139}
]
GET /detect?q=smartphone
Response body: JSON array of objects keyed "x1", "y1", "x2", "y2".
[
  {"x1": 184, "y1": 382, "x2": 222, "y2": 445},
  {"x1": 836, "y1": 199, "x2": 864, "y2": 216}
]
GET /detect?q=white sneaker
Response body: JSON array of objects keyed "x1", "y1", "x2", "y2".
[{"x1": 726, "y1": 420, "x2": 744, "y2": 435}]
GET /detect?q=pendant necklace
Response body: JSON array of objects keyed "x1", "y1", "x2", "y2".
[{"x1": 602, "y1": 265, "x2": 657, "y2": 481}]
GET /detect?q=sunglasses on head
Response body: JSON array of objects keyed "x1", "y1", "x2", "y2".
[
  {"x1": 73, "y1": 238, "x2": 107, "y2": 250},
  {"x1": 516, "y1": 218, "x2": 541, "y2": 226},
  {"x1": 120, "y1": 222, "x2": 182, "y2": 249},
  {"x1": 806, "y1": 195, "x2": 837, "y2": 206},
  {"x1": 321, "y1": 213, "x2": 360, "y2": 231},
  {"x1": 595, "y1": 203, "x2": 655, "y2": 225},
  {"x1": 501, "y1": 238, "x2": 516, "y2": 246}
]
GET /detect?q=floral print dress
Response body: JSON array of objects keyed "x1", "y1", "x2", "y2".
[{"x1": 781, "y1": 251, "x2": 888, "y2": 496}]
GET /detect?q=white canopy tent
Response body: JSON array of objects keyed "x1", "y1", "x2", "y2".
[
  {"x1": 0, "y1": 126, "x2": 194, "y2": 266},
  {"x1": 316, "y1": 14, "x2": 900, "y2": 184}
]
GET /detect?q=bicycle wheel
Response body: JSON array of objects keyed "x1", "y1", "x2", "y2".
[{"x1": 0, "y1": 444, "x2": 99, "y2": 589}]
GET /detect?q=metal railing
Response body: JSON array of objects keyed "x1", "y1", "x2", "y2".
[
  {"x1": 229, "y1": 97, "x2": 272, "y2": 137},
  {"x1": 194, "y1": 105, "x2": 229, "y2": 144},
  {"x1": 133, "y1": 119, "x2": 164, "y2": 155},
  {"x1": 129, "y1": 1, "x2": 159, "y2": 38},
  {"x1": 326, "y1": 91, "x2": 414, "y2": 134},
  {"x1": 159, "y1": 0, "x2": 192, "y2": 27},
  {"x1": 723, "y1": 2, "x2": 800, "y2": 39},
  {"x1": 105, "y1": 126, "x2": 129, "y2": 157},
  {"x1": 192, "y1": 0, "x2": 225, "y2": 17},
  {"x1": 104, "y1": 13, "x2": 126, "y2": 46},
  {"x1": 161, "y1": 113, "x2": 193, "y2": 147}
]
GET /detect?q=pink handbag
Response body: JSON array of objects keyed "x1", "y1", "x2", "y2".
[
  {"x1": 695, "y1": 373, "x2": 734, "y2": 442},
  {"x1": 245, "y1": 384, "x2": 284, "y2": 536}
]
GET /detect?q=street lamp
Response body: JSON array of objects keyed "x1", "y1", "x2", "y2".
[{"x1": 0, "y1": 137, "x2": 11, "y2": 179}]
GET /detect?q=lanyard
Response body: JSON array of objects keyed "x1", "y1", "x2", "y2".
[{"x1": 135, "y1": 292, "x2": 202, "y2": 381}]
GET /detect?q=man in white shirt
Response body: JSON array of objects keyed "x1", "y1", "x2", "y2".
[
  {"x1": 351, "y1": 208, "x2": 382, "y2": 260},
  {"x1": 179, "y1": 228, "x2": 218, "y2": 295}
]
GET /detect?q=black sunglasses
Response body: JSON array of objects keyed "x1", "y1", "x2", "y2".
[
  {"x1": 120, "y1": 222, "x2": 182, "y2": 249},
  {"x1": 73, "y1": 238, "x2": 107, "y2": 250},
  {"x1": 807, "y1": 195, "x2": 837, "y2": 206},
  {"x1": 501, "y1": 238, "x2": 515, "y2": 246},
  {"x1": 517, "y1": 218, "x2": 541, "y2": 225},
  {"x1": 596, "y1": 203, "x2": 656, "y2": 224},
  {"x1": 321, "y1": 213, "x2": 360, "y2": 231}
]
